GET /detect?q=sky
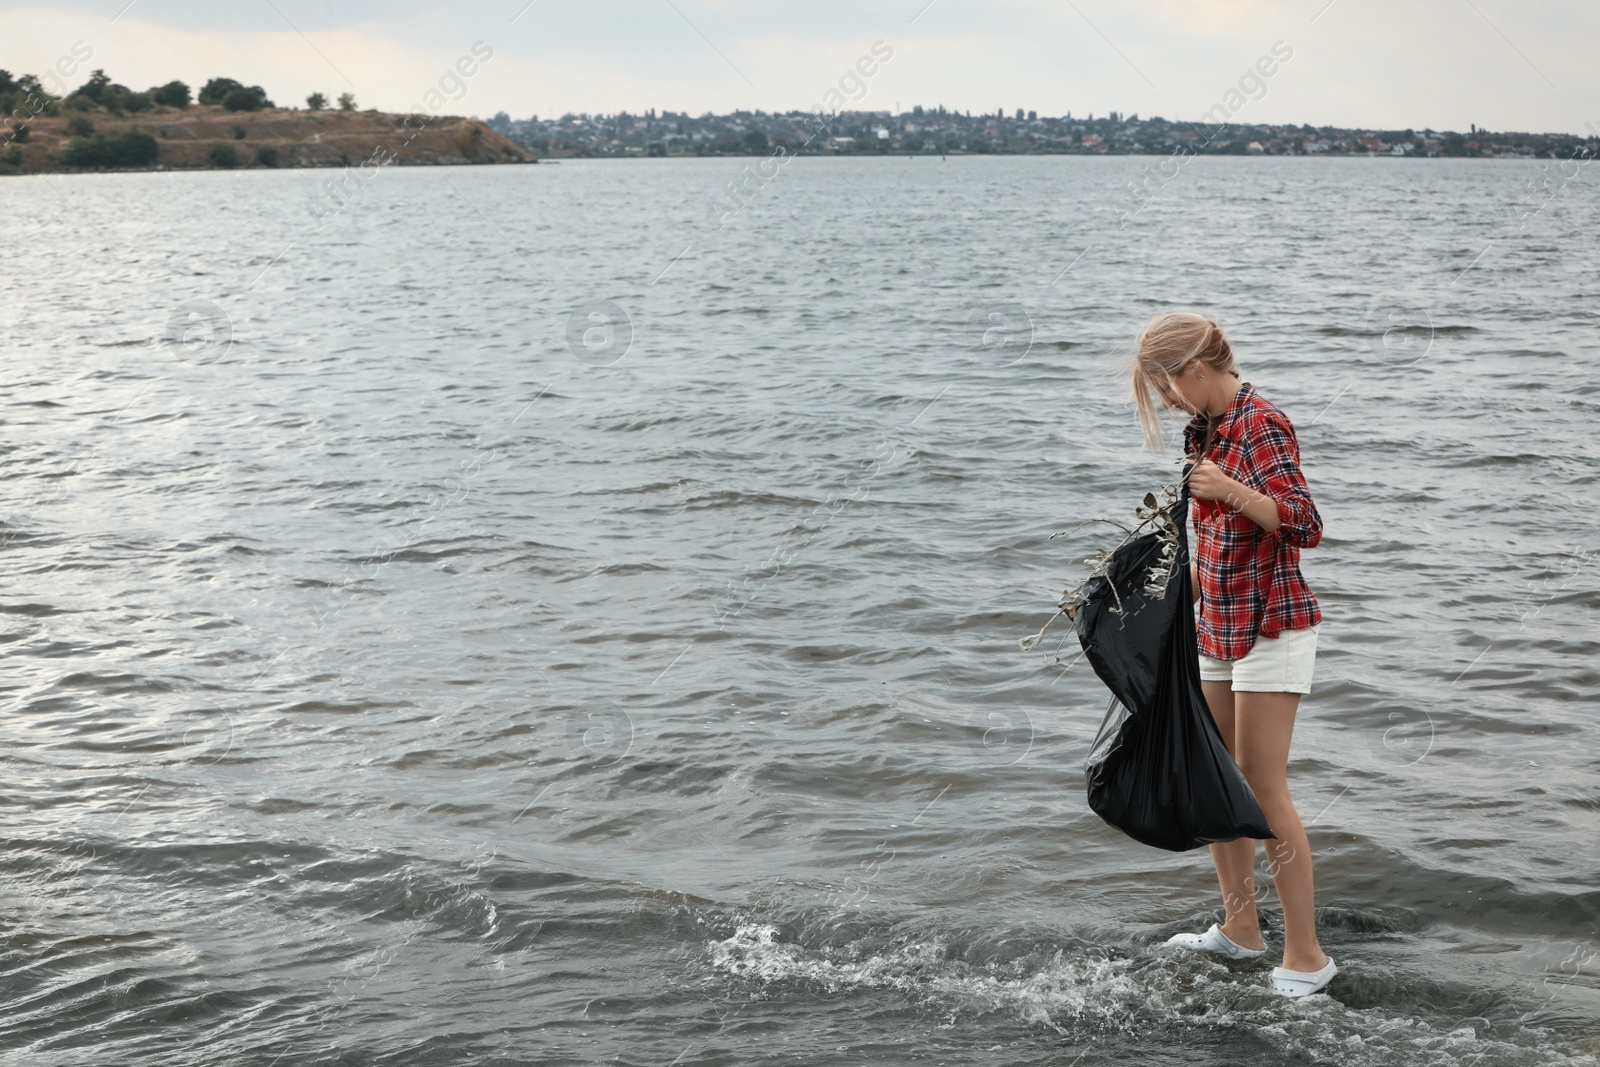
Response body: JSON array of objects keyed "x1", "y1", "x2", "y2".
[{"x1": 1, "y1": 0, "x2": 1596, "y2": 135}]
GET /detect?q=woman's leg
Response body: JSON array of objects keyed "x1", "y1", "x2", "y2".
[
  {"x1": 1233, "y1": 690, "x2": 1329, "y2": 972},
  {"x1": 1200, "y1": 678, "x2": 1265, "y2": 950}
]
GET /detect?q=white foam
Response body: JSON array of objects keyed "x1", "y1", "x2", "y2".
[{"x1": 705, "y1": 923, "x2": 1600, "y2": 1065}]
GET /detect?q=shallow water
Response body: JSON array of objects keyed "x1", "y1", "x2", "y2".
[{"x1": 1, "y1": 154, "x2": 1597, "y2": 1065}]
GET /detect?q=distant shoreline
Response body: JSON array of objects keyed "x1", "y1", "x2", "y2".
[
  {"x1": 527, "y1": 151, "x2": 1534, "y2": 161},
  {"x1": 5, "y1": 151, "x2": 1551, "y2": 179},
  {"x1": 0, "y1": 104, "x2": 532, "y2": 177},
  {"x1": 491, "y1": 107, "x2": 1597, "y2": 162}
]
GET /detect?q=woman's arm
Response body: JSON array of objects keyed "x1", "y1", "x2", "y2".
[
  {"x1": 1217, "y1": 409, "x2": 1322, "y2": 549},
  {"x1": 1220, "y1": 480, "x2": 1290, "y2": 536},
  {"x1": 1259, "y1": 409, "x2": 1322, "y2": 549}
]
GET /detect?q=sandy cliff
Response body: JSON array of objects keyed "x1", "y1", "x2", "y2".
[{"x1": 1, "y1": 104, "x2": 534, "y2": 174}]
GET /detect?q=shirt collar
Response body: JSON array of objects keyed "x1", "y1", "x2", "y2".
[
  {"x1": 1188, "y1": 380, "x2": 1252, "y2": 446},
  {"x1": 1214, "y1": 381, "x2": 1253, "y2": 440}
]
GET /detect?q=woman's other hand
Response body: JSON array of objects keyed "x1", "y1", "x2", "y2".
[{"x1": 1187, "y1": 458, "x2": 1238, "y2": 503}]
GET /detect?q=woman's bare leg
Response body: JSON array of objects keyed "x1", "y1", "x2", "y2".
[
  {"x1": 1233, "y1": 690, "x2": 1329, "y2": 973},
  {"x1": 1200, "y1": 678, "x2": 1266, "y2": 950}
]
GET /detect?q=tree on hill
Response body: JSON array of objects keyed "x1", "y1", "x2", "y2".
[
  {"x1": 102, "y1": 83, "x2": 153, "y2": 113},
  {"x1": 0, "y1": 74, "x2": 57, "y2": 121},
  {"x1": 198, "y1": 77, "x2": 244, "y2": 105},
  {"x1": 199, "y1": 78, "x2": 273, "y2": 109},
  {"x1": 78, "y1": 69, "x2": 112, "y2": 102},
  {"x1": 307, "y1": 91, "x2": 327, "y2": 110},
  {"x1": 222, "y1": 87, "x2": 267, "y2": 112},
  {"x1": 152, "y1": 80, "x2": 191, "y2": 107},
  {"x1": 337, "y1": 92, "x2": 356, "y2": 111},
  {"x1": 58, "y1": 131, "x2": 158, "y2": 168}
]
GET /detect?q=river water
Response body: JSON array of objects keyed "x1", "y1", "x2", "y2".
[{"x1": 1, "y1": 153, "x2": 1597, "y2": 1065}]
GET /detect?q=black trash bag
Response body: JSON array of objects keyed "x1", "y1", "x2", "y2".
[{"x1": 1073, "y1": 467, "x2": 1274, "y2": 852}]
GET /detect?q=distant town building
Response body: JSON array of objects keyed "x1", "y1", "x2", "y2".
[{"x1": 481, "y1": 106, "x2": 1595, "y2": 161}]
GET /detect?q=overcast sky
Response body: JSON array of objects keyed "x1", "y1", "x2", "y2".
[{"x1": 2, "y1": 0, "x2": 1596, "y2": 134}]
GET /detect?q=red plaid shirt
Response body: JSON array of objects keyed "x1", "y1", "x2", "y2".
[{"x1": 1183, "y1": 381, "x2": 1323, "y2": 661}]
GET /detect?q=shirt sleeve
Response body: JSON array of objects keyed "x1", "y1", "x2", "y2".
[{"x1": 1251, "y1": 410, "x2": 1322, "y2": 550}]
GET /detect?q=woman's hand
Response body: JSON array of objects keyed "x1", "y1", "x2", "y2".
[
  {"x1": 1186, "y1": 458, "x2": 1240, "y2": 503},
  {"x1": 1189, "y1": 456, "x2": 1282, "y2": 532}
]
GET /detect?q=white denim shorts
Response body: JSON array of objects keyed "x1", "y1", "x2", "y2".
[{"x1": 1197, "y1": 622, "x2": 1320, "y2": 694}]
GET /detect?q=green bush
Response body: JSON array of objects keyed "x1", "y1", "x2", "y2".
[
  {"x1": 108, "y1": 88, "x2": 152, "y2": 113},
  {"x1": 57, "y1": 137, "x2": 94, "y2": 165},
  {"x1": 222, "y1": 87, "x2": 264, "y2": 112},
  {"x1": 10, "y1": 122, "x2": 28, "y2": 143},
  {"x1": 0, "y1": 77, "x2": 57, "y2": 124},
  {"x1": 254, "y1": 145, "x2": 279, "y2": 166},
  {"x1": 63, "y1": 93, "x2": 95, "y2": 112},
  {"x1": 198, "y1": 78, "x2": 244, "y2": 105},
  {"x1": 306, "y1": 91, "x2": 327, "y2": 110},
  {"x1": 152, "y1": 80, "x2": 190, "y2": 107},
  {"x1": 58, "y1": 131, "x2": 158, "y2": 168},
  {"x1": 3, "y1": 145, "x2": 21, "y2": 166},
  {"x1": 232, "y1": 124, "x2": 247, "y2": 139},
  {"x1": 78, "y1": 69, "x2": 112, "y2": 103},
  {"x1": 208, "y1": 142, "x2": 238, "y2": 167},
  {"x1": 67, "y1": 116, "x2": 95, "y2": 137}
]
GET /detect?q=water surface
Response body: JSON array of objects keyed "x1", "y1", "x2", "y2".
[{"x1": 1, "y1": 154, "x2": 1596, "y2": 1065}]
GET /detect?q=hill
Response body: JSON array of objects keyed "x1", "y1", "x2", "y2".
[{"x1": 0, "y1": 104, "x2": 535, "y2": 175}]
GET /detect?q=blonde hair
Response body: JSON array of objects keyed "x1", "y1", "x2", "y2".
[{"x1": 1125, "y1": 312, "x2": 1240, "y2": 453}]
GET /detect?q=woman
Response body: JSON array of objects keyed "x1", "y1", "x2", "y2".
[{"x1": 1128, "y1": 311, "x2": 1335, "y2": 999}]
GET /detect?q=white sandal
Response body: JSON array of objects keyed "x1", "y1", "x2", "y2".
[
  {"x1": 1270, "y1": 955, "x2": 1337, "y2": 997},
  {"x1": 1164, "y1": 922, "x2": 1266, "y2": 959}
]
